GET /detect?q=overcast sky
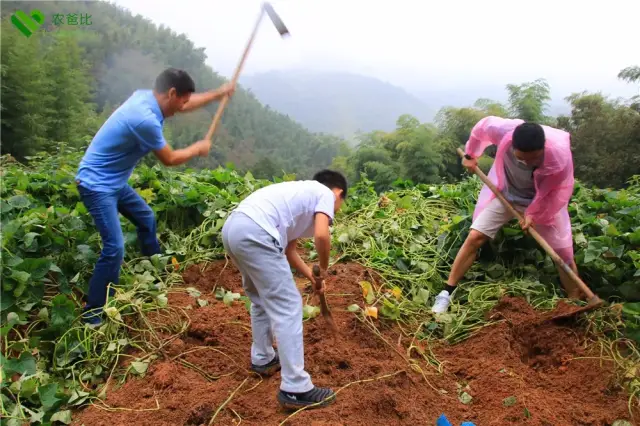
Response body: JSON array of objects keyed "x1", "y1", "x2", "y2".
[{"x1": 111, "y1": 0, "x2": 639, "y2": 101}]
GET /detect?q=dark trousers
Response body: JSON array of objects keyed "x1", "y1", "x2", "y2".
[{"x1": 77, "y1": 184, "x2": 161, "y2": 312}]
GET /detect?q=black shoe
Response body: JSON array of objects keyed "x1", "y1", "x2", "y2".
[
  {"x1": 250, "y1": 353, "x2": 281, "y2": 376},
  {"x1": 277, "y1": 386, "x2": 336, "y2": 410},
  {"x1": 82, "y1": 307, "x2": 103, "y2": 328}
]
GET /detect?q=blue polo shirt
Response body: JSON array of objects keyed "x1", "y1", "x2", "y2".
[{"x1": 75, "y1": 90, "x2": 167, "y2": 192}]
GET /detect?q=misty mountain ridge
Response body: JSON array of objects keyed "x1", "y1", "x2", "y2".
[
  {"x1": 240, "y1": 70, "x2": 578, "y2": 140},
  {"x1": 240, "y1": 70, "x2": 436, "y2": 139}
]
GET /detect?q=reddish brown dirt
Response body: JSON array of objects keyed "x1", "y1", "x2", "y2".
[{"x1": 73, "y1": 261, "x2": 638, "y2": 426}]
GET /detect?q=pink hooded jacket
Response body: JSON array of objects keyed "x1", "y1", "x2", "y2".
[{"x1": 465, "y1": 116, "x2": 576, "y2": 255}]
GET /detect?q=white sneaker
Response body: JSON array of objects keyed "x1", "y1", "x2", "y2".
[{"x1": 431, "y1": 290, "x2": 451, "y2": 313}]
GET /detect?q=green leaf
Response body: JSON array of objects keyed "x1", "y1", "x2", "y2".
[
  {"x1": 7, "y1": 195, "x2": 30, "y2": 209},
  {"x1": 49, "y1": 295, "x2": 77, "y2": 333},
  {"x1": 6, "y1": 255, "x2": 24, "y2": 268},
  {"x1": 18, "y1": 377, "x2": 38, "y2": 398},
  {"x1": 186, "y1": 287, "x2": 201, "y2": 298},
  {"x1": 29, "y1": 409, "x2": 45, "y2": 424},
  {"x1": 0, "y1": 199, "x2": 13, "y2": 214},
  {"x1": 302, "y1": 304, "x2": 320, "y2": 319},
  {"x1": 503, "y1": 396, "x2": 517, "y2": 407},
  {"x1": 347, "y1": 304, "x2": 360, "y2": 312},
  {"x1": 38, "y1": 307, "x2": 49, "y2": 322},
  {"x1": 485, "y1": 263, "x2": 505, "y2": 279},
  {"x1": 22, "y1": 232, "x2": 40, "y2": 249},
  {"x1": 50, "y1": 410, "x2": 72, "y2": 424},
  {"x1": 395, "y1": 258, "x2": 409, "y2": 271},
  {"x1": 131, "y1": 361, "x2": 149, "y2": 375},
  {"x1": 337, "y1": 233, "x2": 350, "y2": 244},
  {"x1": 156, "y1": 294, "x2": 168, "y2": 307},
  {"x1": 68, "y1": 389, "x2": 90, "y2": 406},
  {"x1": 398, "y1": 195, "x2": 413, "y2": 209},
  {"x1": 360, "y1": 281, "x2": 375, "y2": 304},
  {"x1": 0, "y1": 292, "x2": 16, "y2": 311},
  {"x1": 197, "y1": 298, "x2": 208, "y2": 307},
  {"x1": 612, "y1": 421, "x2": 633, "y2": 426},
  {"x1": 606, "y1": 224, "x2": 620, "y2": 236},
  {"x1": 10, "y1": 270, "x2": 31, "y2": 285},
  {"x1": 458, "y1": 391, "x2": 473, "y2": 405},
  {"x1": 412, "y1": 288, "x2": 430, "y2": 305},
  {"x1": 38, "y1": 383, "x2": 61, "y2": 410},
  {"x1": 2, "y1": 352, "x2": 37, "y2": 376},
  {"x1": 134, "y1": 259, "x2": 155, "y2": 273},
  {"x1": 49, "y1": 264, "x2": 63, "y2": 273},
  {"x1": 435, "y1": 312, "x2": 454, "y2": 324},
  {"x1": 15, "y1": 258, "x2": 51, "y2": 280},
  {"x1": 63, "y1": 216, "x2": 85, "y2": 231},
  {"x1": 75, "y1": 245, "x2": 97, "y2": 263},
  {"x1": 574, "y1": 232, "x2": 588, "y2": 247},
  {"x1": 622, "y1": 302, "x2": 640, "y2": 316},
  {"x1": 222, "y1": 291, "x2": 241, "y2": 306},
  {"x1": 6, "y1": 312, "x2": 24, "y2": 326}
]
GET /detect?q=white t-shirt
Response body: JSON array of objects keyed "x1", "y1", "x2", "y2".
[{"x1": 233, "y1": 180, "x2": 336, "y2": 247}]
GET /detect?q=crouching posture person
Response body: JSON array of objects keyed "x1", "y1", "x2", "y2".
[
  {"x1": 221, "y1": 170, "x2": 347, "y2": 409},
  {"x1": 432, "y1": 116, "x2": 585, "y2": 314}
]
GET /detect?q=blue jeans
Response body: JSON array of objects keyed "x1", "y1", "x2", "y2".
[{"x1": 77, "y1": 184, "x2": 161, "y2": 313}]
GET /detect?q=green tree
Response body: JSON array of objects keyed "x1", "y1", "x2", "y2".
[
  {"x1": 0, "y1": 20, "x2": 53, "y2": 159},
  {"x1": 618, "y1": 66, "x2": 640, "y2": 83},
  {"x1": 506, "y1": 79, "x2": 551, "y2": 123},
  {"x1": 43, "y1": 32, "x2": 97, "y2": 147},
  {"x1": 564, "y1": 92, "x2": 640, "y2": 187}
]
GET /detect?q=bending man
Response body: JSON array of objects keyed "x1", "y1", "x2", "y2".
[
  {"x1": 432, "y1": 116, "x2": 584, "y2": 313},
  {"x1": 76, "y1": 68, "x2": 235, "y2": 325},
  {"x1": 222, "y1": 170, "x2": 347, "y2": 410}
]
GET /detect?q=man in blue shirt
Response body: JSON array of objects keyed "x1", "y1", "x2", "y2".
[{"x1": 76, "y1": 67, "x2": 235, "y2": 325}]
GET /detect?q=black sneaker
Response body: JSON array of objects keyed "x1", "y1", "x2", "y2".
[
  {"x1": 277, "y1": 386, "x2": 336, "y2": 410},
  {"x1": 250, "y1": 353, "x2": 281, "y2": 376}
]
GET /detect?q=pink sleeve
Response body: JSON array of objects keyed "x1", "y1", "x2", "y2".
[
  {"x1": 525, "y1": 137, "x2": 575, "y2": 225},
  {"x1": 465, "y1": 116, "x2": 524, "y2": 158}
]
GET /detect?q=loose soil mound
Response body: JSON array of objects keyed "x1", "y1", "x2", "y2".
[{"x1": 73, "y1": 261, "x2": 637, "y2": 426}]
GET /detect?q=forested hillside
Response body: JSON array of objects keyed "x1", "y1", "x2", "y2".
[
  {"x1": 331, "y1": 77, "x2": 640, "y2": 190},
  {"x1": 241, "y1": 70, "x2": 434, "y2": 138},
  {"x1": 0, "y1": 1, "x2": 341, "y2": 178},
  {"x1": 1, "y1": 1, "x2": 638, "y2": 188}
]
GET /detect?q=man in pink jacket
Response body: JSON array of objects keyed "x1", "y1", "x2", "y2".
[{"x1": 432, "y1": 116, "x2": 584, "y2": 313}]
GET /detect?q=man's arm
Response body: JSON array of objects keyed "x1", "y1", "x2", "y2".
[
  {"x1": 153, "y1": 141, "x2": 208, "y2": 167},
  {"x1": 135, "y1": 118, "x2": 210, "y2": 167},
  {"x1": 285, "y1": 240, "x2": 314, "y2": 282},
  {"x1": 314, "y1": 212, "x2": 332, "y2": 273},
  {"x1": 465, "y1": 116, "x2": 524, "y2": 159},
  {"x1": 179, "y1": 82, "x2": 236, "y2": 113}
]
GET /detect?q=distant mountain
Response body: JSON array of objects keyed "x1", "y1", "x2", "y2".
[
  {"x1": 240, "y1": 70, "x2": 436, "y2": 139},
  {"x1": 415, "y1": 85, "x2": 572, "y2": 119}
]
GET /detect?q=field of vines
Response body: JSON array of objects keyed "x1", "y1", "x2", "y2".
[{"x1": 1, "y1": 148, "x2": 639, "y2": 425}]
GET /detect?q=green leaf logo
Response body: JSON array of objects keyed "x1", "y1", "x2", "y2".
[{"x1": 10, "y1": 9, "x2": 45, "y2": 38}]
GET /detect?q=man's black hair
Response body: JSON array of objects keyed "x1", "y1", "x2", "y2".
[
  {"x1": 512, "y1": 122, "x2": 545, "y2": 152},
  {"x1": 154, "y1": 68, "x2": 196, "y2": 96},
  {"x1": 313, "y1": 169, "x2": 348, "y2": 199}
]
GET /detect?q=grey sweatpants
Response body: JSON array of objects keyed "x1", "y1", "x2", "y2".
[{"x1": 221, "y1": 212, "x2": 314, "y2": 393}]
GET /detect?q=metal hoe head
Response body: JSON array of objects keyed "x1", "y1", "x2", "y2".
[{"x1": 263, "y1": 2, "x2": 290, "y2": 37}]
